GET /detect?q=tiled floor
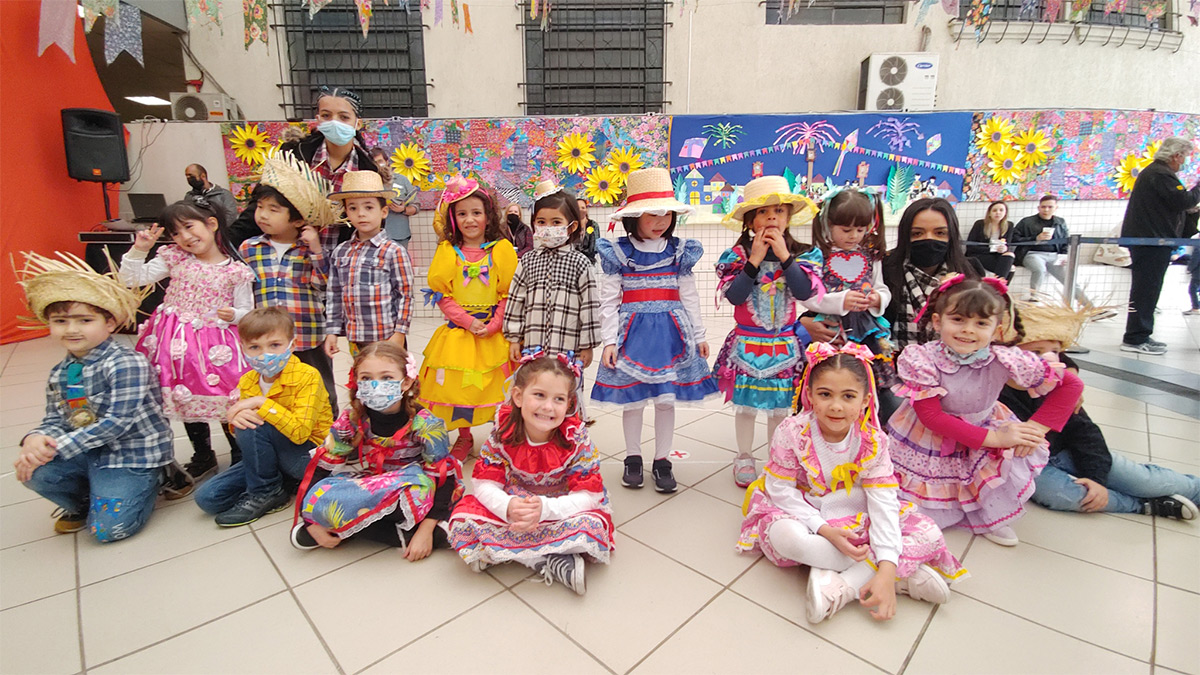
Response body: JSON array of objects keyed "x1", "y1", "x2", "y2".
[{"x1": 2, "y1": 311, "x2": 1198, "y2": 675}]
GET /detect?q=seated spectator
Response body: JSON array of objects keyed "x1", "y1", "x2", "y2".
[{"x1": 964, "y1": 200, "x2": 1015, "y2": 280}]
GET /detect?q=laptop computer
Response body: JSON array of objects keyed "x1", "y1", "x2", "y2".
[{"x1": 128, "y1": 193, "x2": 167, "y2": 223}]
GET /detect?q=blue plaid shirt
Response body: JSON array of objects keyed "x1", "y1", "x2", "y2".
[
  {"x1": 29, "y1": 338, "x2": 174, "y2": 469},
  {"x1": 239, "y1": 235, "x2": 329, "y2": 351}
]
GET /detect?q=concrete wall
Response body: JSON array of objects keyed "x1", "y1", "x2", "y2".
[
  {"x1": 120, "y1": 121, "x2": 228, "y2": 218},
  {"x1": 422, "y1": 3, "x2": 525, "y2": 118},
  {"x1": 181, "y1": 3, "x2": 290, "y2": 119}
]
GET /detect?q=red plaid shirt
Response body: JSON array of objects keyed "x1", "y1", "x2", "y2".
[
  {"x1": 326, "y1": 231, "x2": 415, "y2": 342},
  {"x1": 311, "y1": 141, "x2": 362, "y2": 192},
  {"x1": 239, "y1": 235, "x2": 329, "y2": 351}
]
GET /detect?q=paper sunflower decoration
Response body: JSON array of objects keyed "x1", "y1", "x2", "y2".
[
  {"x1": 987, "y1": 145, "x2": 1026, "y2": 184},
  {"x1": 605, "y1": 147, "x2": 645, "y2": 185},
  {"x1": 229, "y1": 124, "x2": 271, "y2": 167},
  {"x1": 390, "y1": 142, "x2": 431, "y2": 183},
  {"x1": 975, "y1": 116, "x2": 1015, "y2": 157},
  {"x1": 583, "y1": 166, "x2": 623, "y2": 205},
  {"x1": 556, "y1": 132, "x2": 596, "y2": 175},
  {"x1": 1112, "y1": 153, "x2": 1146, "y2": 193},
  {"x1": 1141, "y1": 140, "x2": 1162, "y2": 163},
  {"x1": 1013, "y1": 128, "x2": 1052, "y2": 169}
]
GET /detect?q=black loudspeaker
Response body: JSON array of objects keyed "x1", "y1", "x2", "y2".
[{"x1": 61, "y1": 108, "x2": 130, "y2": 183}]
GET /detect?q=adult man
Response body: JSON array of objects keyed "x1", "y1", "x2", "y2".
[
  {"x1": 1012, "y1": 195, "x2": 1093, "y2": 307},
  {"x1": 184, "y1": 164, "x2": 239, "y2": 227},
  {"x1": 1120, "y1": 137, "x2": 1200, "y2": 355}
]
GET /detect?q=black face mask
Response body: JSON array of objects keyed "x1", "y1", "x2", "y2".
[
  {"x1": 908, "y1": 239, "x2": 950, "y2": 269},
  {"x1": 187, "y1": 176, "x2": 205, "y2": 191},
  {"x1": 506, "y1": 213, "x2": 523, "y2": 230}
]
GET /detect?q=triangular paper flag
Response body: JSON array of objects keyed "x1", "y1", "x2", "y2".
[{"x1": 105, "y1": 1, "x2": 143, "y2": 66}]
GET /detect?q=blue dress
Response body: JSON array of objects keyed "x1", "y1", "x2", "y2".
[{"x1": 591, "y1": 237, "x2": 720, "y2": 408}]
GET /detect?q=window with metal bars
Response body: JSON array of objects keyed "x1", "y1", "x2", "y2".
[
  {"x1": 521, "y1": 0, "x2": 669, "y2": 115},
  {"x1": 956, "y1": 0, "x2": 1173, "y2": 28},
  {"x1": 766, "y1": 0, "x2": 905, "y2": 25},
  {"x1": 272, "y1": 2, "x2": 429, "y2": 120}
]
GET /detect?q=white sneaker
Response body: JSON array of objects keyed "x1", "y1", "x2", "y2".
[
  {"x1": 805, "y1": 568, "x2": 857, "y2": 624},
  {"x1": 895, "y1": 564, "x2": 951, "y2": 604},
  {"x1": 982, "y1": 525, "x2": 1019, "y2": 546}
]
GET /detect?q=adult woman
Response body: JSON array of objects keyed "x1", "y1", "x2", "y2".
[
  {"x1": 503, "y1": 203, "x2": 533, "y2": 258},
  {"x1": 965, "y1": 200, "x2": 1015, "y2": 280}
]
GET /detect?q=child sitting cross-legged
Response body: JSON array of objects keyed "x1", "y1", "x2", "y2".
[{"x1": 194, "y1": 307, "x2": 333, "y2": 526}]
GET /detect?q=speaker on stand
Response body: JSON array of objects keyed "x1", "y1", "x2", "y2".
[{"x1": 61, "y1": 107, "x2": 130, "y2": 219}]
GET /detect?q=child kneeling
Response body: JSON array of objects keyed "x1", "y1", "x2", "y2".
[
  {"x1": 449, "y1": 353, "x2": 614, "y2": 594},
  {"x1": 194, "y1": 307, "x2": 333, "y2": 526},
  {"x1": 737, "y1": 344, "x2": 967, "y2": 624}
]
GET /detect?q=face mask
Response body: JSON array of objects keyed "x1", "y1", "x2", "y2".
[
  {"x1": 506, "y1": 213, "x2": 523, "y2": 230},
  {"x1": 317, "y1": 119, "x2": 356, "y2": 147},
  {"x1": 908, "y1": 239, "x2": 950, "y2": 269},
  {"x1": 357, "y1": 379, "x2": 408, "y2": 411},
  {"x1": 533, "y1": 224, "x2": 570, "y2": 249},
  {"x1": 187, "y1": 177, "x2": 205, "y2": 191},
  {"x1": 246, "y1": 347, "x2": 292, "y2": 378}
]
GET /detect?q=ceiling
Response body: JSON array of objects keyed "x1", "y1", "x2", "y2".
[{"x1": 84, "y1": 11, "x2": 186, "y2": 123}]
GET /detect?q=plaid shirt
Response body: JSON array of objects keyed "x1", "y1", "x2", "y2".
[
  {"x1": 239, "y1": 235, "x2": 329, "y2": 351},
  {"x1": 30, "y1": 339, "x2": 173, "y2": 469},
  {"x1": 326, "y1": 231, "x2": 415, "y2": 342},
  {"x1": 504, "y1": 246, "x2": 601, "y2": 352},
  {"x1": 311, "y1": 141, "x2": 361, "y2": 192}
]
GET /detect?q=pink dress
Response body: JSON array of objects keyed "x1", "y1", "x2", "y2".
[{"x1": 133, "y1": 246, "x2": 255, "y2": 422}]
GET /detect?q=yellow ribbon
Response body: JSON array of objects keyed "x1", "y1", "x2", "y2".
[{"x1": 830, "y1": 462, "x2": 861, "y2": 496}]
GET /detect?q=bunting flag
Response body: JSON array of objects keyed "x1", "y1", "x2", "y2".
[
  {"x1": 355, "y1": 0, "x2": 373, "y2": 36},
  {"x1": 463, "y1": 2, "x2": 472, "y2": 32},
  {"x1": 1068, "y1": 0, "x2": 1090, "y2": 17},
  {"x1": 185, "y1": 0, "x2": 222, "y2": 30},
  {"x1": 308, "y1": 0, "x2": 335, "y2": 17},
  {"x1": 105, "y1": 1, "x2": 143, "y2": 66},
  {"x1": 1041, "y1": 0, "x2": 1062, "y2": 20},
  {"x1": 37, "y1": 0, "x2": 77, "y2": 63},
  {"x1": 1103, "y1": 0, "x2": 1126, "y2": 13},
  {"x1": 81, "y1": 0, "x2": 119, "y2": 33},
  {"x1": 435, "y1": 0, "x2": 443, "y2": 24},
  {"x1": 451, "y1": 0, "x2": 459, "y2": 26},
  {"x1": 670, "y1": 139, "x2": 967, "y2": 177},
  {"x1": 940, "y1": 0, "x2": 960, "y2": 16},
  {"x1": 1142, "y1": 0, "x2": 1167, "y2": 20},
  {"x1": 1189, "y1": 0, "x2": 1198, "y2": 25},
  {"x1": 243, "y1": 0, "x2": 268, "y2": 48},
  {"x1": 966, "y1": 0, "x2": 992, "y2": 40},
  {"x1": 530, "y1": 0, "x2": 537, "y2": 19},
  {"x1": 914, "y1": 0, "x2": 938, "y2": 24},
  {"x1": 1017, "y1": 0, "x2": 1038, "y2": 18}
]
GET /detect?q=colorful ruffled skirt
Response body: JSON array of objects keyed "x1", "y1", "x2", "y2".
[
  {"x1": 591, "y1": 307, "x2": 719, "y2": 409},
  {"x1": 419, "y1": 321, "x2": 513, "y2": 429},
  {"x1": 135, "y1": 308, "x2": 247, "y2": 422},
  {"x1": 713, "y1": 324, "x2": 804, "y2": 415},
  {"x1": 299, "y1": 463, "x2": 436, "y2": 538}
]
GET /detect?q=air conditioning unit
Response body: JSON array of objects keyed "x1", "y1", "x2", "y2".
[
  {"x1": 170, "y1": 92, "x2": 242, "y2": 121},
  {"x1": 857, "y1": 53, "x2": 939, "y2": 112}
]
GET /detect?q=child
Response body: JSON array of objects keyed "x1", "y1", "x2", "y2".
[
  {"x1": 194, "y1": 307, "x2": 334, "y2": 526},
  {"x1": 448, "y1": 353, "x2": 613, "y2": 594},
  {"x1": 504, "y1": 180, "x2": 601, "y2": 411},
  {"x1": 323, "y1": 170, "x2": 415, "y2": 358},
  {"x1": 14, "y1": 252, "x2": 173, "y2": 541},
  {"x1": 808, "y1": 188, "x2": 890, "y2": 348},
  {"x1": 1000, "y1": 301, "x2": 1198, "y2": 520},
  {"x1": 420, "y1": 176, "x2": 519, "y2": 459},
  {"x1": 592, "y1": 168, "x2": 719, "y2": 492},
  {"x1": 120, "y1": 199, "x2": 255, "y2": 481},
  {"x1": 291, "y1": 342, "x2": 462, "y2": 558},
  {"x1": 714, "y1": 175, "x2": 825, "y2": 488},
  {"x1": 239, "y1": 152, "x2": 342, "y2": 414},
  {"x1": 737, "y1": 343, "x2": 966, "y2": 624},
  {"x1": 887, "y1": 276, "x2": 1084, "y2": 546}
]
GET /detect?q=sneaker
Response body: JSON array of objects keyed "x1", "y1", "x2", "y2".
[
  {"x1": 1144, "y1": 494, "x2": 1198, "y2": 521},
  {"x1": 622, "y1": 456, "x2": 644, "y2": 489},
  {"x1": 536, "y1": 553, "x2": 586, "y2": 595},
  {"x1": 895, "y1": 564, "x2": 951, "y2": 604},
  {"x1": 1120, "y1": 341, "x2": 1167, "y2": 355},
  {"x1": 1146, "y1": 338, "x2": 1167, "y2": 348},
  {"x1": 651, "y1": 458, "x2": 677, "y2": 493},
  {"x1": 733, "y1": 455, "x2": 757, "y2": 488},
  {"x1": 982, "y1": 525, "x2": 1019, "y2": 546},
  {"x1": 450, "y1": 431, "x2": 473, "y2": 461},
  {"x1": 291, "y1": 521, "x2": 320, "y2": 550},
  {"x1": 51, "y1": 508, "x2": 86, "y2": 534},
  {"x1": 805, "y1": 568, "x2": 857, "y2": 624},
  {"x1": 160, "y1": 461, "x2": 195, "y2": 500},
  {"x1": 184, "y1": 452, "x2": 218, "y2": 482},
  {"x1": 1184, "y1": 309, "x2": 1200, "y2": 316},
  {"x1": 214, "y1": 488, "x2": 290, "y2": 527}
]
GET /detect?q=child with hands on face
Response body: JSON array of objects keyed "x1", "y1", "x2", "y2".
[{"x1": 737, "y1": 344, "x2": 966, "y2": 624}]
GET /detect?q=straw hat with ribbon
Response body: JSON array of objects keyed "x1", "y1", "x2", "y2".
[
  {"x1": 723, "y1": 175, "x2": 818, "y2": 232},
  {"x1": 611, "y1": 168, "x2": 694, "y2": 220},
  {"x1": 432, "y1": 175, "x2": 494, "y2": 239},
  {"x1": 328, "y1": 170, "x2": 398, "y2": 202},
  {"x1": 532, "y1": 179, "x2": 564, "y2": 202},
  {"x1": 257, "y1": 150, "x2": 343, "y2": 229},
  {"x1": 14, "y1": 251, "x2": 150, "y2": 329}
]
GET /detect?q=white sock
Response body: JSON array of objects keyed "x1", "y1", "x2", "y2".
[
  {"x1": 766, "y1": 520, "x2": 853, "y2": 570},
  {"x1": 622, "y1": 406, "x2": 646, "y2": 457},
  {"x1": 735, "y1": 410, "x2": 757, "y2": 457},
  {"x1": 766, "y1": 413, "x2": 785, "y2": 447},
  {"x1": 839, "y1": 561, "x2": 875, "y2": 591},
  {"x1": 653, "y1": 403, "x2": 675, "y2": 460}
]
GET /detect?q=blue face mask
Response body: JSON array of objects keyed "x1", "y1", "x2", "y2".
[
  {"x1": 357, "y1": 379, "x2": 408, "y2": 411},
  {"x1": 317, "y1": 119, "x2": 356, "y2": 147},
  {"x1": 246, "y1": 347, "x2": 292, "y2": 378}
]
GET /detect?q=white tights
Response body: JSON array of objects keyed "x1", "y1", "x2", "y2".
[
  {"x1": 622, "y1": 403, "x2": 676, "y2": 460},
  {"x1": 734, "y1": 410, "x2": 786, "y2": 458},
  {"x1": 767, "y1": 520, "x2": 874, "y2": 590}
]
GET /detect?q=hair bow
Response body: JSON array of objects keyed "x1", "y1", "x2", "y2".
[
  {"x1": 519, "y1": 346, "x2": 547, "y2": 364},
  {"x1": 798, "y1": 341, "x2": 881, "y2": 430},
  {"x1": 555, "y1": 351, "x2": 583, "y2": 380},
  {"x1": 421, "y1": 288, "x2": 444, "y2": 307},
  {"x1": 404, "y1": 352, "x2": 419, "y2": 380}
]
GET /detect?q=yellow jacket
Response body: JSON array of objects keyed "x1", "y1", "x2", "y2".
[{"x1": 236, "y1": 356, "x2": 333, "y2": 446}]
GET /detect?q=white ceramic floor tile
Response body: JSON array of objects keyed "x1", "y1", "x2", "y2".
[
  {"x1": 484, "y1": 561, "x2": 537, "y2": 588},
  {"x1": 364, "y1": 592, "x2": 609, "y2": 674},
  {"x1": 80, "y1": 534, "x2": 286, "y2": 667},
  {"x1": 673, "y1": 412, "x2": 766, "y2": 455},
  {"x1": 0, "y1": 498, "x2": 61, "y2": 549},
  {"x1": 1096, "y1": 424, "x2": 1150, "y2": 455},
  {"x1": 1081, "y1": 389, "x2": 1146, "y2": 413},
  {"x1": 254, "y1": 519, "x2": 389, "y2": 586},
  {"x1": 511, "y1": 536, "x2": 722, "y2": 675},
  {"x1": 907, "y1": 594, "x2": 1147, "y2": 675},
  {"x1": 0, "y1": 534, "x2": 76, "y2": 610},
  {"x1": 0, "y1": 470, "x2": 39, "y2": 507},
  {"x1": 1079, "y1": 404, "x2": 1149, "y2": 432},
  {"x1": 1148, "y1": 433, "x2": 1200, "y2": 466},
  {"x1": 1148, "y1": 416, "x2": 1200, "y2": 442},
  {"x1": 1155, "y1": 584, "x2": 1200, "y2": 674},
  {"x1": 1147, "y1": 405, "x2": 1196, "y2": 422},
  {"x1": 1016, "y1": 504, "x2": 1154, "y2": 580},
  {"x1": 597, "y1": 460, "x2": 682, "y2": 526},
  {"x1": 586, "y1": 413, "x2": 635, "y2": 457},
  {"x1": 620, "y1": 488, "x2": 757, "y2": 584},
  {"x1": 0, "y1": 590, "x2": 81, "y2": 675},
  {"x1": 2, "y1": 404, "x2": 51, "y2": 428},
  {"x1": 636, "y1": 436, "x2": 735, "y2": 488},
  {"x1": 690, "y1": 464, "x2": 750, "y2": 507},
  {"x1": 1155, "y1": 527, "x2": 1200, "y2": 593},
  {"x1": 88, "y1": 593, "x2": 337, "y2": 675}
]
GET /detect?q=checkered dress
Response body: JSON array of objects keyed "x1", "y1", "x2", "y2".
[
  {"x1": 239, "y1": 236, "x2": 329, "y2": 351},
  {"x1": 503, "y1": 246, "x2": 601, "y2": 353}
]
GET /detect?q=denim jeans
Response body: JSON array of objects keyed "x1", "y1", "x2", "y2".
[
  {"x1": 1023, "y1": 251, "x2": 1089, "y2": 305},
  {"x1": 194, "y1": 423, "x2": 314, "y2": 514},
  {"x1": 24, "y1": 451, "x2": 163, "y2": 543},
  {"x1": 1032, "y1": 451, "x2": 1200, "y2": 513}
]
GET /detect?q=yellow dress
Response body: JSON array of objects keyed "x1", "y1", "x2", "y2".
[{"x1": 419, "y1": 240, "x2": 518, "y2": 429}]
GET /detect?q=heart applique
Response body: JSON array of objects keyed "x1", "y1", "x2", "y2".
[{"x1": 827, "y1": 250, "x2": 870, "y2": 285}]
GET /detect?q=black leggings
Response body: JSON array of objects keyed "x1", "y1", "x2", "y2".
[{"x1": 183, "y1": 421, "x2": 242, "y2": 463}]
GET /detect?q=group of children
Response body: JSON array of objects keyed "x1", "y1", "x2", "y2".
[{"x1": 14, "y1": 163, "x2": 1199, "y2": 619}]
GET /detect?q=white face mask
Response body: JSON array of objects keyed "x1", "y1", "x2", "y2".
[
  {"x1": 533, "y1": 224, "x2": 570, "y2": 249},
  {"x1": 356, "y1": 379, "x2": 408, "y2": 411}
]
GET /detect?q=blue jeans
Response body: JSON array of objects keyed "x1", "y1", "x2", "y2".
[
  {"x1": 194, "y1": 424, "x2": 314, "y2": 514},
  {"x1": 1033, "y1": 451, "x2": 1200, "y2": 513},
  {"x1": 24, "y1": 451, "x2": 163, "y2": 543}
]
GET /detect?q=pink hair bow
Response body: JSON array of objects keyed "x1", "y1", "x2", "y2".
[{"x1": 405, "y1": 352, "x2": 419, "y2": 380}]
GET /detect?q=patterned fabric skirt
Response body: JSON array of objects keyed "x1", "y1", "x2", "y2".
[
  {"x1": 887, "y1": 401, "x2": 1050, "y2": 534},
  {"x1": 592, "y1": 309, "x2": 719, "y2": 409},
  {"x1": 420, "y1": 323, "x2": 513, "y2": 429},
  {"x1": 737, "y1": 490, "x2": 967, "y2": 582},
  {"x1": 136, "y1": 309, "x2": 247, "y2": 422},
  {"x1": 299, "y1": 464, "x2": 435, "y2": 539},
  {"x1": 713, "y1": 328, "x2": 804, "y2": 415}
]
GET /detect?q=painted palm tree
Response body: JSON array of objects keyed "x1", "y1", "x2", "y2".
[{"x1": 774, "y1": 121, "x2": 842, "y2": 184}]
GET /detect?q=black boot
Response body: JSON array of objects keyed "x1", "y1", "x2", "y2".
[
  {"x1": 222, "y1": 424, "x2": 242, "y2": 466},
  {"x1": 183, "y1": 422, "x2": 218, "y2": 481}
]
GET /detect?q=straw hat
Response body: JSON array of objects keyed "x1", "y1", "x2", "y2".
[
  {"x1": 533, "y1": 179, "x2": 563, "y2": 202},
  {"x1": 14, "y1": 251, "x2": 150, "y2": 329},
  {"x1": 432, "y1": 175, "x2": 489, "y2": 239},
  {"x1": 611, "y1": 168, "x2": 694, "y2": 220},
  {"x1": 258, "y1": 151, "x2": 342, "y2": 229},
  {"x1": 328, "y1": 170, "x2": 397, "y2": 201},
  {"x1": 723, "y1": 175, "x2": 818, "y2": 232},
  {"x1": 1008, "y1": 297, "x2": 1108, "y2": 349}
]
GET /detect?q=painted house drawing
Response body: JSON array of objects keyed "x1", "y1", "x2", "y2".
[{"x1": 684, "y1": 168, "x2": 706, "y2": 206}]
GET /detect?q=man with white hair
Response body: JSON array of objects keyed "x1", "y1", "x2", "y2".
[{"x1": 1119, "y1": 137, "x2": 1200, "y2": 355}]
